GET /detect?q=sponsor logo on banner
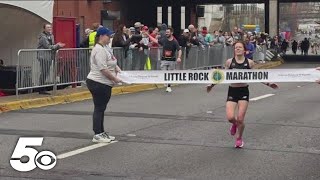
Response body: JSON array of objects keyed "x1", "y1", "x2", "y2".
[{"x1": 211, "y1": 69, "x2": 225, "y2": 84}]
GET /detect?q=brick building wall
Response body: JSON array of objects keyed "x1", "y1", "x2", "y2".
[{"x1": 53, "y1": 0, "x2": 122, "y2": 36}]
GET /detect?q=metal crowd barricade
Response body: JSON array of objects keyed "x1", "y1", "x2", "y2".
[
  {"x1": 113, "y1": 47, "x2": 126, "y2": 70},
  {"x1": 16, "y1": 44, "x2": 243, "y2": 97},
  {"x1": 208, "y1": 44, "x2": 225, "y2": 67},
  {"x1": 16, "y1": 48, "x2": 91, "y2": 96},
  {"x1": 121, "y1": 45, "x2": 228, "y2": 71},
  {"x1": 196, "y1": 46, "x2": 207, "y2": 69},
  {"x1": 181, "y1": 44, "x2": 230, "y2": 70},
  {"x1": 16, "y1": 49, "x2": 56, "y2": 96},
  {"x1": 131, "y1": 48, "x2": 148, "y2": 70},
  {"x1": 222, "y1": 46, "x2": 234, "y2": 62},
  {"x1": 114, "y1": 47, "x2": 149, "y2": 71},
  {"x1": 54, "y1": 48, "x2": 90, "y2": 90},
  {"x1": 253, "y1": 44, "x2": 268, "y2": 62},
  {"x1": 149, "y1": 46, "x2": 162, "y2": 70},
  {"x1": 184, "y1": 46, "x2": 198, "y2": 69}
]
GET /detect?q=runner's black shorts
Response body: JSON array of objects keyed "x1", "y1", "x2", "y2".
[{"x1": 227, "y1": 86, "x2": 249, "y2": 102}]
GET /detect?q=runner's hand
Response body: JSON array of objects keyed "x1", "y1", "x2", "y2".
[
  {"x1": 269, "y1": 83, "x2": 279, "y2": 89},
  {"x1": 206, "y1": 84, "x2": 214, "y2": 93}
]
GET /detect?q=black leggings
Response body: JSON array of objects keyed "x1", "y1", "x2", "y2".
[{"x1": 86, "y1": 79, "x2": 112, "y2": 135}]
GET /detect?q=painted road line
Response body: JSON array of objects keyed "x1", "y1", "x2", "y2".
[
  {"x1": 250, "y1": 94, "x2": 275, "y2": 101},
  {"x1": 57, "y1": 141, "x2": 118, "y2": 159}
]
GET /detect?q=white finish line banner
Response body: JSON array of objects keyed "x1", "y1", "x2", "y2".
[{"x1": 118, "y1": 68, "x2": 320, "y2": 84}]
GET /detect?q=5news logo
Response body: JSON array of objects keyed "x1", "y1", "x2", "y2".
[{"x1": 10, "y1": 137, "x2": 57, "y2": 172}]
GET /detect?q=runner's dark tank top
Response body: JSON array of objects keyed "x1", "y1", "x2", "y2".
[{"x1": 229, "y1": 57, "x2": 251, "y2": 69}]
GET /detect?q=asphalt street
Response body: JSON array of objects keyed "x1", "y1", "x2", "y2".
[{"x1": 1, "y1": 62, "x2": 320, "y2": 180}]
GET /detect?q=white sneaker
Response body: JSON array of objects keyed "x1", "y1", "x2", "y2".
[
  {"x1": 166, "y1": 87, "x2": 172, "y2": 92},
  {"x1": 92, "y1": 133, "x2": 112, "y2": 143},
  {"x1": 103, "y1": 132, "x2": 116, "y2": 141}
]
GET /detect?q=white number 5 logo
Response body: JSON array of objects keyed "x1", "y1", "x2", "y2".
[{"x1": 10, "y1": 137, "x2": 57, "y2": 172}]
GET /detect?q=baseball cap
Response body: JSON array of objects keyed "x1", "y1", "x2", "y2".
[
  {"x1": 129, "y1": 27, "x2": 135, "y2": 32},
  {"x1": 142, "y1": 26, "x2": 149, "y2": 31},
  {"x1": 134, "y1": 22, "x2": 143, "y2": 28},
  {"x1": 183, "y1": 29, "x2": 190, "y2": 33},
  {"x1": 96, "y1": 27, "x2": 114, "y2": 36}
]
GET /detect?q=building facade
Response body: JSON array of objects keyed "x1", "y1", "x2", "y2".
[
  {"x1": 53, "y1": 0, "x2": 123, "y2": 35},
  {"x1": 52, "y1": 0, "x2": 294, "y2": 38},
  {"x1": 53, "y1": 0, "x2": 195, "y2": 33}
]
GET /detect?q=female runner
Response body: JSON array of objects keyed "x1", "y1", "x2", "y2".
[{"x1": 207, "y1": 41, "x2": 279, "y2": 148}]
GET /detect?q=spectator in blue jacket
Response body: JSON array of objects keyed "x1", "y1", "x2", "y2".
[{"x1": 244, "y1": 37, "x2": 255, "y2": 60}]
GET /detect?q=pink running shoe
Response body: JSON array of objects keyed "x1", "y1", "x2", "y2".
[
  {"x1": 235, "y1": 138, "x2": 244, "y2": 148},
  {"x1": 230, "y1": 123, "x2": 237, "y2": 136}
]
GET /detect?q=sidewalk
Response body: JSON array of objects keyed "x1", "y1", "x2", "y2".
[{"x1": 0, "y1": 60, "x2": 283, "y2": 113}]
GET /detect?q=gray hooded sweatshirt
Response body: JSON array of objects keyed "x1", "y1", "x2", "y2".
[{"x1": 37, "y1": 32, "x2": 60, "y2": 60}]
